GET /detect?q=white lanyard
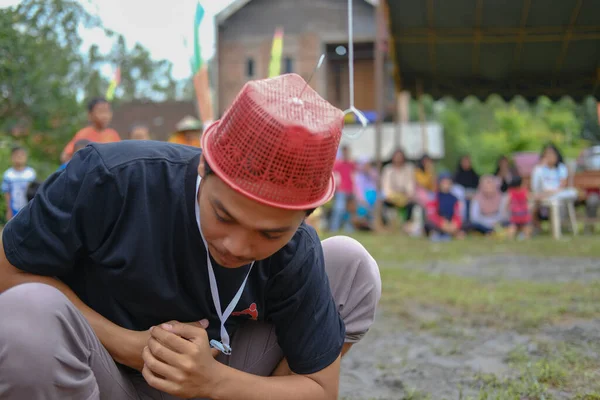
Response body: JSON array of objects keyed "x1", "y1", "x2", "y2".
[{"x1": 195, "y1": 176, "x2": 254, "y2": 355}]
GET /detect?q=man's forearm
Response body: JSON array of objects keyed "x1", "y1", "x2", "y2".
[{"x1": 211, "y1": 358, "x2": 340, "y2": 400}]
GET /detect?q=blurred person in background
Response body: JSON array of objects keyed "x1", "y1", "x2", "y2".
[
  {"x1": 168, "y1": 116, "x2": 202, "y2": 147},
  {"x1": 130, "y1": 124, "x2": 151, "y2": 141},
  {"x1": 469, "y1": 175, "x2": 507, "y2": 235},
  {"x1": 495, "y1": 155, "x2": 520, "y2": 193},
  {"x1": 2, "y1": 147, "x2": 36, "y2": 221},
  {"x1": 414, "y1": 154, "x2": 436, "y2": 207},
  {"x1": 425, "y1": 172, "x2": 464, "y2": 241},
  {"x1": 381, "y1": 149, "x2": 416, "y2": 229},
  {"x1": 530, "y1": 143, "x2": 578, "y2": 228},
  {"x1": 61, "y1": 97, "x2": 121, "y2": 163},
  {"x1": 453, "y1": 154, "x2": 480, "y2": 223},
  {"x1": 330, "y1": 145, "x2": 356, "y2": 231},
  {"x1": 506, "y1": 176, "x2": 532, "y2": 240},
  {"x1": 353, "y1": 157, "x2": 378, "y2": 218}
]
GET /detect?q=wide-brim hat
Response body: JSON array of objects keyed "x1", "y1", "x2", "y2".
[
  {"x1": 201, "y1": 73, "x2": 344, "y2": 210},
  {"x1": 176, "y1": 116, "x2": 203, "y2": 133}
]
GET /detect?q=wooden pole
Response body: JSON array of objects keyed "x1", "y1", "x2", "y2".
[
  {"x1": 416, "y1": 79, "x2": 428, "y2": 156},
  {"x1": 373, "y1": 0, "x2": 385, "y2": 232}
]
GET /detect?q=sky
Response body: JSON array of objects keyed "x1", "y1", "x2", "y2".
[{"x1": 0, "y1": 0, "x2": 236, "y2": 80}]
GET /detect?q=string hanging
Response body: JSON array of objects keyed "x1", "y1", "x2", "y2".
[{"x1": 343, "y1": 0, "x2": 368, "y2": 138}]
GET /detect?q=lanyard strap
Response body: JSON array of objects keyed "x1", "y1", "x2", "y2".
[{"x1": 195, "y1": 176, "x2": 254, "y2": 355}]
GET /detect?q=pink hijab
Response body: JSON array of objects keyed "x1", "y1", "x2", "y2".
[{"x1": 473, "y1": 175, "x2": 503, "y2": 215}]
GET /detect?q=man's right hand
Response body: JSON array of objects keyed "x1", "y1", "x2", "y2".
[{"x1": 120, "y1": 321, "x2": 207, "y2": 371}]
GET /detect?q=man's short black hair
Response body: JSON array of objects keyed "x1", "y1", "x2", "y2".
[
  {"x1": 203, "y1": 159, "x2": 316, "y2": 217},
  {"x1": 26, "y1": 181, "x2": 41, "y2": 202},
  {"x1": 11, "y1": 146, "x2": 26, "y2": 155},
  {"x1": 87, "y1": 97, "x2": 108, "y2": 112}
]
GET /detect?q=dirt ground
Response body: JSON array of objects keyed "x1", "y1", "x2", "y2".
[{"x1": 339, "y1": 256, "x2": 600, "y2": 400}]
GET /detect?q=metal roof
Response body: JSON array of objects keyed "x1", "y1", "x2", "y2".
[
  {"x1": 216, "y1": 0, "x2": 377, "y2": 26},
  {"x1": 385, "y1": 0, "x2": 600, "y2": 101}
]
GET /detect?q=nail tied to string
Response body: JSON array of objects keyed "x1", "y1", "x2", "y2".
[
  {"x1": 342, "y1": 0, "x2": 368, "y2": 139},
  {"x1": 292, "y1": 54, "x2": 326, "y2": 106}
]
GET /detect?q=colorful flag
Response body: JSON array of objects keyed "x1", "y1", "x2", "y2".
[
  {"x1": 191, "y1": 1, "x2": 213, "y2": 126},
  {"x1": 105, "y1": 67, "x2": 120, "y2": 101},
  {"x1": 268, "y1": 27, "x2": 284, "y2": 78},
  {"x1": 192, "y1": 2, "x2": 205, "y2": 74}
]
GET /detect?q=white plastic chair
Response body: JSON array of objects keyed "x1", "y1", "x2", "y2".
[{"x1": 538, "y1": 165, "x2": 578, "y2": 239}]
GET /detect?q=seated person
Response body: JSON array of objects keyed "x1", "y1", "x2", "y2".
[
  {"x1": 506, "y1": 176, "x2": 532, "y2": 240},
  {"x1": 345, "y1": 196, "x2": 373, "y2": 232},
  {"x1": 469, "y1": 175, "x2": 507, "y2": 235},
  {"x1": 425, "y1": 173, "x2": 464, "y2": 240},
  {"x1": 530, "y1": 143, "x2": 577, "y2": 226}
]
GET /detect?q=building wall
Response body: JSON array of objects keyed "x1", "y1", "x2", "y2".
[{"x1": 217, "y1": 0, "x2": 376, "y2": 116}]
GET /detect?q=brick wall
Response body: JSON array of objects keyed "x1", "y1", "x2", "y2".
[{"x1": 217, "y1": 0, "x2": 376, "y2": 116}]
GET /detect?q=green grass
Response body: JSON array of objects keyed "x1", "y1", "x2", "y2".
[
  {"x1": 339, "y1": 233, "x2": 600, "y2": 330},
  {"x1": 341, "y1": 233, "x2": 600, "y2": 399},
  {"x1": 471, "y1": 341, "x2": 600, "y2": 399},
  {"x1": 346, "y1": 232, "x2": 600, "y2": 264},
  {"x1": 382, "y1": 267, "x2": 600, "y2": 331}
]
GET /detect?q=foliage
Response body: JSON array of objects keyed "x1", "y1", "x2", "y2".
[
  {"x1": 418, "y1": 94, "x2": 599, "y2": 173},
  {"x1": 0, "y1": 0, "x2": 195, "y2": 221}
]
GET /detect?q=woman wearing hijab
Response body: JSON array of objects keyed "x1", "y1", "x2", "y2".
[{"x1": 469, "y1": 175, "x2": 508, "y2": 235}]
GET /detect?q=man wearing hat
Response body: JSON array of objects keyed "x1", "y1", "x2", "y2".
[
  {"x1": 0, "y1": 74, "x2": 381, "y2": 400},
  {"x1": 168, "y1": 116, "x2": 203, "y2": 147}
]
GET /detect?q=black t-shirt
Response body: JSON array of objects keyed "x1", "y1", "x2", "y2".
[{"x1": 2, "y1": 141, "x2": 345, "y2": 375}]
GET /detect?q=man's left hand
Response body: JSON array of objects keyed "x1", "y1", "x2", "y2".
[{"x1": 142, "y1": 321, "x2": 221, "y2": 398}]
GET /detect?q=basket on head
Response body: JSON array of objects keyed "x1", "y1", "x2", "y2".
[{"x1": 201, "y1": 73, "x2": 344, "y2": 210}]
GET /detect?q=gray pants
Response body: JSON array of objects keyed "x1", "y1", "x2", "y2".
[{"x1": 0, "y1": 236, "x2": 380, "y2": 400}]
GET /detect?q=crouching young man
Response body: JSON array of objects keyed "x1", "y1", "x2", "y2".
[{"x1": 0, "y1": 73, "x2": 381, "y2": 400}]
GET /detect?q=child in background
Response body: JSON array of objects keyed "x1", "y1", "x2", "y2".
[
  {"x1": 506, "y1": 176, "x2": 532, "y2": 240},
  {"x1": 345, "y1": 196, "x2": 373, "y2": 232},
  {"x1": 60, "y1": 97, "x2": 121, "y2": 163},
  {"x1": 130, "y1": 124, "x2": 151, "y2": 140},
  {"x1": 2, "y1": 146, "x2": 37, "y2": 220},
  {"x1": 425, "y1": 172, "x2": 464, "y2": 241},
  {"x1": 58, "y1": 139, "x2": 91, "y2": 171}
]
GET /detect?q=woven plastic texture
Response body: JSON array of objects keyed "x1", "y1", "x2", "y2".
[{"x1": 202, "y1": 73, "x2": 344, "y2": 210}]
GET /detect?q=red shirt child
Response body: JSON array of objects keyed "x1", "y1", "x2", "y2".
[{"x1": 507, "y1": 177, "x2": 531, "y2": 226}]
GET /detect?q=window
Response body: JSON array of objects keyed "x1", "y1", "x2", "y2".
[
  {"x1": 284, "y1": 57, "x2": 293, "y2": 74},
  {"x1": 246, "y1": 58, "x2": 255, "y2": 77}
]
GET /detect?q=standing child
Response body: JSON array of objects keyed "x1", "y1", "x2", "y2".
[
  {"x1": 60, "y1": 97, "x2": 121, "y2": 163},
  {"x1": 506, "y1": 176, "x2": 532, "y2": 239},
  {"x1": 2, "y1": 146, "x2": 37, "y2": 221}
]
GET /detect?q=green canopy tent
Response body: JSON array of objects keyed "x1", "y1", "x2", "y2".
[{"x1": 382, "y1": 0, "x2": 600, "y2": 101}]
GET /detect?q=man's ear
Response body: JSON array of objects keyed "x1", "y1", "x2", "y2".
[{"x1": 198, "y1": 154, "x2": 207, "y2": 177}]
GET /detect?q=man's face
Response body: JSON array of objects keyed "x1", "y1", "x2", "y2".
[
  {"x1": 197, "y1": 159, "x2": 306, "y2": 268},
  {"x1": 90, "y1": 102, "x2": 112, "y2": 129}
]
